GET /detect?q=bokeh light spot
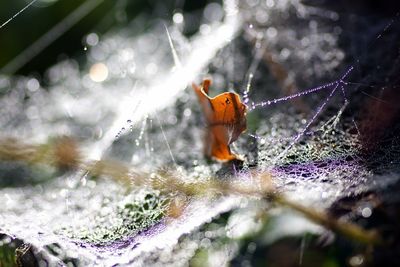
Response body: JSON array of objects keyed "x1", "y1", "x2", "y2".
[{"x1": 89, "y1": 63, "x2": 108, "y2": 82}]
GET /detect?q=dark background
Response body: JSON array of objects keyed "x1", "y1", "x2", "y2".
[
  {"x1": 0, "y1": 0, "x2": 219, "y2": 76},
  {"x1": 1, "y1": 0, "x2": 399, "y2": 76}
]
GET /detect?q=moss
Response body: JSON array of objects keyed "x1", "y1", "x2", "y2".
[
  {"x1": 0, "y1": 243, "x2": 16, "y2": 267},
  {"x1": 189, "y1": 248, "x2": 209, "y2": 267},
  {"x1": 61, "y1": 193, "x2": 168, "y2": 245}
]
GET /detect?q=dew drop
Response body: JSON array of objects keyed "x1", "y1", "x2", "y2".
[
  {"x1": 27, "y1": 78, "x2": 40, "y2": 92},
  {"x1": 89, "y1": 63, "x2": 108, "y2": 82},
  {"x1": 86, "y1": 32, "x2": 99, "y2": 46},
  {"x1": 266, "y1": 27, "x2": 277, "y2": 38},
  {"x1": 266, "y1": 0, "x2": 274, "y2": 8},
  {"x1": 361, "y1": 207, "x2": 372, "y2": 218},
  {"x1": 173, "y1": 13, "x2": 184, "y2": 24}
]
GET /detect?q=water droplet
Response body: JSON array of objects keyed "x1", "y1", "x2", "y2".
[
  {"x1": 200, "y1": 24, "x2": 211, "y2": 35},
  {"x1": 183, "y1": 108, "x2": 192, "y2": 117},
  {"x1": 173, "y1": 13, "x2": 184, "y2": 24},
  {"x1": 26, "y1": 78, "x2": 40, "y2": 92},
  {"x1": 266, "y1": 0, "x2": 275, "y2": 8},
  {"x1": 204, "y1": 3, "x2": 223, "y2": 22},
  {"x1": 266, "y1": 27, "x2": 277, "y2": 38},
  {"x1": 361, "y1": 207, "x2": 372, "y2": 218},
  {"x1": 349, "y1": 255, "x2": 364, "y2": 266},
  {"x1": 86, "y1": 32, "x2": 99, "y2": 46},
  {"x1": 89, "y1": 62, "x2": 108, "y2": 82},
  {"x1": 256, "y1": 10, "x2": 269, "y2": 24}
]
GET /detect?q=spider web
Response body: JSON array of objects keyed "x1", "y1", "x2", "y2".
[{"x1": 0, "y1": 0, "x2": 400, "y2": 265}]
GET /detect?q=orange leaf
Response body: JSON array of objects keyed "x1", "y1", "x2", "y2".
[{"x1": 192, "y1": 78, "x2": 247, "y2": 161}]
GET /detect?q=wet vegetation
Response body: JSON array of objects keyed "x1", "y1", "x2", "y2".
[{"x1": 1, "y1": 0, "x2": 400, "y2": 266}]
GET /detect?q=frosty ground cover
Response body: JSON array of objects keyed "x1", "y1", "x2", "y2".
[{"x1": 0, "y1": 0, "x2": 400, "y2": 266}]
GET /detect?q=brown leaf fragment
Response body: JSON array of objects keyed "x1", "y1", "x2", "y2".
[{"x1": 192, "y1": 78, "x2": 247, "y2": 161}]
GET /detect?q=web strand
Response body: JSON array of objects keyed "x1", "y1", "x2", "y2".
[
  {"x1": 250, "y1": 81, "x2": 336, "y2": 110},
  {"x1": 155, "y1": 114, "x2": 177, "y2": 166},
  {"x1": 250, "y1": 65, "x2": 353, "y2": 111},
  {"x1": 242, "y1": 35, "x2": 266, "y2": 104},
  {"x1": 272, "y1": 82, "x2": 340, "y2": 164},
  {"x1": 0, "y1": 0, "x2": 39, "y2": 30},
  {"x1": 1, "y1": 0, "x2": 104, "y2": 74}
]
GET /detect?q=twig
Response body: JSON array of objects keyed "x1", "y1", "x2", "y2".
[{"x1": 0, "y1": 137, "x2": 381, "y2": 245}]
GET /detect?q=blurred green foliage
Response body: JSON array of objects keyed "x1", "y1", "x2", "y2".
[
  {"x1": 0, "y1": 0, "x2": 127, "y2": 75},
  {"x1": 0, "y1": 242, "x2": 16, "y2": 267},
  {"x1": 0, "y1": 0, "x2": 218, "y2": 76}
]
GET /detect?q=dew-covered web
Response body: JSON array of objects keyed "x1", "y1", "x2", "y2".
[
  {"x1": 234, "y1": 5, "x2": 400, "y2": 207},
  {"x1": 0, "y1": 0, "x2": 400, "y2": 266}
]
